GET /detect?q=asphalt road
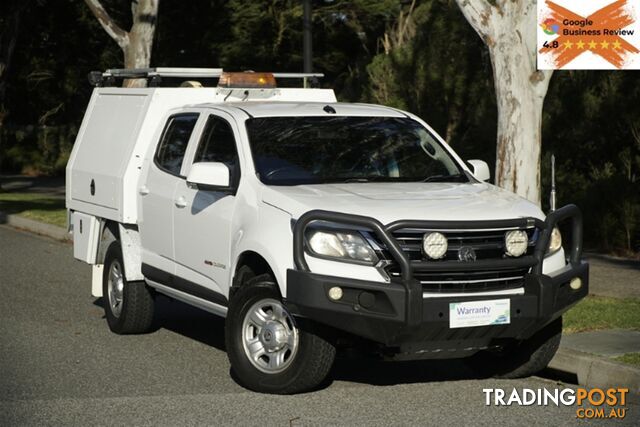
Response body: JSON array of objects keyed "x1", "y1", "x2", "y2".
[{"x1": 0, "y1": 226, "x2": 637, "y2": 426}]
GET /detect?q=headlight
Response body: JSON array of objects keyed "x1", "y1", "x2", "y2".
[
  {"x1": 307, "y1": 230, "x2": 379, "y2": 264},
  {"x1": 548, "y1": 227, "x2": 562, "y2": 254},
  {"x1": 504, "y1": 230, "x2": 528, "y2": 257}
]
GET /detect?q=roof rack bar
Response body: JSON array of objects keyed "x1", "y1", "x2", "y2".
[
  {"x1": 103, "y1": 68, "x2": 224, "y2": 79},
  {"x1": 272, "y1": 72, "x2": 324, "y2": 78},
  {"x1": 102, "y1": 68, "x2": 325, "y2": 80},
  {"x1": 89, "y1": 68, "x2": 325, "y2": 87}
]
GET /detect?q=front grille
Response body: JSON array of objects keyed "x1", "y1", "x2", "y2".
[
  {"x1": 386, "y1": 266, "x2": 529, "y2": 293},
  {"x1": 390, "y1": 228, "x2": 537, "y2": 261},
  {"x1": 369, "y1": 227, "x2": 538, "y2": 294}
]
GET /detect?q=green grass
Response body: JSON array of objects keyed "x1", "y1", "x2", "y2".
[
  {"x1": 0, "y1": 192, "x2": 66, "y2": 228},
  {"x1": 614, "y1": 353, "x2": 640, "y2": 368},
  {"x1": 563, "y1": 295, "x2": 640, "y2": 333}
]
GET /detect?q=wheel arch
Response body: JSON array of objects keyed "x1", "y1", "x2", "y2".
[
  {"x1": 231, "y1": 250, "x2": 279, "y2": 298},
  {"x1": 96, "y1": 221, "x2": 143, "y2": 282}
]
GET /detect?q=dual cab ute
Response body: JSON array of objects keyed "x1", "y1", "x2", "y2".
[{"x1": 66, "y1": 68, "x2": 588, "y2": 394}]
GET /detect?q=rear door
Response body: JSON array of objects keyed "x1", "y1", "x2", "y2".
[
  {"x1": 172, "y1": 111, "x2": 242, "y2": 302},
  {"x1": 139, "y1": 112, "x2": 201, "y2": 277}
]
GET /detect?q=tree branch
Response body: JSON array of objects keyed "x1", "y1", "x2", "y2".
[
  {"x1": 455, "y1": 0, "x2": 494, "y2": 39},
  {"x1": 84, "y1": 0, "x2": 129, "y2": 49}
]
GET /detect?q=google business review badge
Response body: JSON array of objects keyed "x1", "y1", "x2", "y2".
[{"x1": 538, "y1": 0, "x2": 640, "y2": 69}]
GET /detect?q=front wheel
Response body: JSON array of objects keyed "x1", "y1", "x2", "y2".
[
  {"x1": 225, "y1": 274, "x2": 336, "y2": 394},
  {"x1": 467, "y1": 317, "x2": 562, "y2": 379}
]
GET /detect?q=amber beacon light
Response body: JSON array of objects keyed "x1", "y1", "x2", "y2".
[{"x1": 218, "y1": 72, "x2": 277, "y2": 88}]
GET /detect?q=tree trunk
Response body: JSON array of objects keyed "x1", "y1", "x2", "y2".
[
  {"x1": 455, "y1": 0, "x2": 552, "y2": 204},
  {"x1": 84, "y1": 0, "x2": 159, "y2": 88}
]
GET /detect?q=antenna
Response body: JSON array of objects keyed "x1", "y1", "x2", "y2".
[{"x1": 550, "y1": 154, "x2": 556, "y2": 212}]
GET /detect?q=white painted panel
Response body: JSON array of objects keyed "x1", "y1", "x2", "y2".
[
  {"x1": 71, "y1": 93, "x2": 149, "y2": 212},
  {"x1": 72, "y1": 212, "x2": 100, "y2": 263}
]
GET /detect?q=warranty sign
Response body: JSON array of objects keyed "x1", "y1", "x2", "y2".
[{"x1": 538, "y1": 0, "x2": 640, "y2": 69}]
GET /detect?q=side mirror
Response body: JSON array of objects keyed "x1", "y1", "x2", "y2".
[
  {"x1": 467, "y1": 159, "x2": 490, "y2": 182},
  {"x1": 186, "y1": 162, "x2": 231, "y2": 191}
]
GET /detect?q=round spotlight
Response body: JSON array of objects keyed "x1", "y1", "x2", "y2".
[
  {"x1": 504, "y1": 230, "x2": 528, "y2": 257},
  {"x1": 570, "y1": 278, "x2": 582, "y2": 290},
  {"x1": 328, "y1": 286, "x2": 343, "y2": 301},
  {"x1": 423, "y1": 232, "x2": 448, "y2": 259}
]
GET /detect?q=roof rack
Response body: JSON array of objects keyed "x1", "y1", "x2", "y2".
[{"x1": 88, "y1": 67, "x2": 324, "y2": 87}]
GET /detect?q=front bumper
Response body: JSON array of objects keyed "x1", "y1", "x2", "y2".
[{"x1": 284, "y1": 205, "x2": 589, "y2": 357}]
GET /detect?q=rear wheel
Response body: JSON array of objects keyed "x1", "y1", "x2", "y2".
[
  {"x1": 225, "y1": 274, "x2": 336, "y2": 394},
  {"x1": 103, "y1": 241, "x2": 155, "y2": 334},
  {"x1": 467, "y1": 317, "x2": 562, "y2": 379}
]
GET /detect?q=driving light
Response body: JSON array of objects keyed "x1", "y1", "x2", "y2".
[
  {"x1": 548, "y1": 227, "x2": 562, "y2": 254},
  {"x1": 307, "y1": 230, "x2": 379, "y2": 264},
  {"x1": 505, "y1": 230, "x2": 528, "y2": 257},
  {"x1": 570, "y1": 277, "x2": 582, "y2": 290},
  {"x1": 328, "y1": 287, "x2": 343, "y2": 301},
  {"x1": 423, "y1": 232, "x2": 448, "y2": 259}
]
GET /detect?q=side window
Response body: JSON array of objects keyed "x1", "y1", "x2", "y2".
[
  {"x1": 194, "y1": 115, "x2": 240, "y2": 181},
  {"x1": 155, "y1": 114, "x2": 199, "y2": 176}
]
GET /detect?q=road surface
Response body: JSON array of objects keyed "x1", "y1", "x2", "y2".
[{"x1": 0, "y1": 226, "x2": 636, "y2": 426}]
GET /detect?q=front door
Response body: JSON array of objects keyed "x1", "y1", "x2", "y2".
[{"x1": 172, "y1": 112, "x2": 242, "y2": 302}]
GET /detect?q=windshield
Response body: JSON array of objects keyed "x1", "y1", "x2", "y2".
[{"x1": 246, "y1": 116, "x2": 467, "y2": 186}]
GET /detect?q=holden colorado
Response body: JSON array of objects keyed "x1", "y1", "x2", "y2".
[{"x1": 66, "y1": 68, "x2": 589, "y2": 394}]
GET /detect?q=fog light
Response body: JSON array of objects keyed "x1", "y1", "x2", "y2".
[
  {"x1": 570, "y1": 278, "x2": 582, "y2": 290},
  {"x1": 328, "y1": 286, "x2": 343, "y2": 301}
]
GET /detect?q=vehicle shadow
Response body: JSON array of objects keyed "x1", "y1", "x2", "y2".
[
  {"x1": 329, "y1": 357, "x2": 480, "y2": 386},
  {"x1": 149, "y1": 296, "x2": 484, "y2": 386},
  {"x1": 94, "y1": 295, "x2": 227, "y2": 352},
  {"x1": 154, "y1": 295, "x2": 228, "y2": 351},
  {"x1": 94, "y1": 296, "x2": 572, "y2": 390}
]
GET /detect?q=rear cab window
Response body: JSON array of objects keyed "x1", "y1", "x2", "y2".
[{"x1": 154, "y1": 113, "x2": 199, "y2": 177}]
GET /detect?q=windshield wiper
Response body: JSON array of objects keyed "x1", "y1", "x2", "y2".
[
  {"x1": 342, "y1": 176, "x2": 384, "y2": 183},
  {"x1": 422, "y1": 174, "x2": 466, "y2": 183}
]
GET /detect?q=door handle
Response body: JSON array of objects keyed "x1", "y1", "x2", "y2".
[
  {"x1": 174, "y1": 196, "x2": 187, "y2": 208},
  {"x1": 139, "y1": 186, "x2": 149, "y2": 196}
]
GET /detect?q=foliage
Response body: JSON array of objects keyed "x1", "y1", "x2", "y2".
[
  {"x1": 0, "y1": 0, "x2": 638, "y2": 252},
  {"x1": 0, "y1": 192, "x2": 66, "y2": 227},
  {"x1": 562, "y1": 296, "x2": 640, "y2": 334},
  {"x1": 614, "y1": 353, "x2": 640, "y2": 368}
]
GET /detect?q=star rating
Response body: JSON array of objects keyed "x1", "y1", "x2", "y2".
[
  {"x1": 612, "y1": 40, "x2": 622, "y2": 49},
  {"x1": 576, "y1": 40, "x2": 585, "y2": 49},
  {"x1": 600, "y1": 40, "x2": 609, "y2": 49},
  {"x1": 588, "y1": 40, "x2": 598, "y2": 49},
  {"x1": 563, "y1": 40, "x2": 573, "y2": 50}
]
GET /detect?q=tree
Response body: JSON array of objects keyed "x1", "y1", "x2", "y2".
[
  {"x1": 367, "y1": 0, "x2": 496, "y2": 156},
  {"x1": 454, "y1": 0, "x2": 552, "y2": 204},
  {"x1": 84, "y1": 0, "x2": 159, "y2": 87},
  {"x1": 0, "y1": 0, "x2": 32, "y2": 127}
]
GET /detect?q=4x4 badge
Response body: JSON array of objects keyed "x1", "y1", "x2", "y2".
[{"x1": 458, "y1": 246, "x2": 476, "y2": 262}]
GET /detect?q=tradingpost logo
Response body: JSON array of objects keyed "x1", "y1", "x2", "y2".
[{"x1": 484, "y1": 387, "x2": 629, "y2": 419}]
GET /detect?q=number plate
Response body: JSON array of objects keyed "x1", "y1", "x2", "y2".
[{"x1": 449, "y1": 299, "x2": 510, "y2": 329}]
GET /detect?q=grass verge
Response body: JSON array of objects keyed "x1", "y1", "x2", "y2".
[
  {"x1": 614, "y1": 353, "x2": 640, "y2": 368},
  {"x1": 0, "y1": 192, "x2": 66, "y2": 228},
  {"x1": 563, "y1": 295, "x2": 640, "y2": 333}
]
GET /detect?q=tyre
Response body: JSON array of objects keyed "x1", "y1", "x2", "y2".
[
  {"x1": 103, "y1": 241, "x2": 155, "y2": 334},
  {"x1": 225, "y1": 274, "x2": 336, "y2": 394},
  {"x1": 467, "y1": 317, "x2": 562, "y2": 379}
]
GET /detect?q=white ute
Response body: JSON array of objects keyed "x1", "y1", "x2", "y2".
[{"x1": 67, "y1": 68, "x2": 589, "y2": 394}]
